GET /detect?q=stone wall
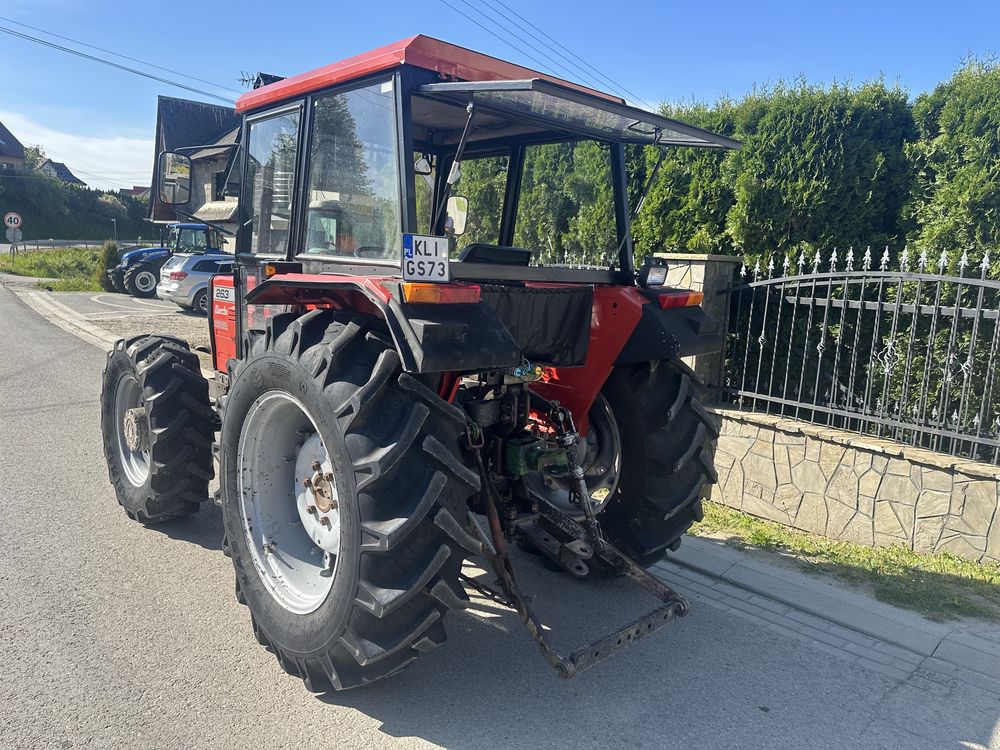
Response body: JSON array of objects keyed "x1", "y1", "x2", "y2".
[
  {"x1": 656, "y1": 252, "x2": 741, "y2": 394},
  {"x1": 713, "y1": 408, "x2": 1000, "y2": 564}
]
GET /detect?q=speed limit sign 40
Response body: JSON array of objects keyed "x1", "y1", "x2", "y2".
[{"x1": 4, "y1": 212, "x2": 22, "y2": 230}]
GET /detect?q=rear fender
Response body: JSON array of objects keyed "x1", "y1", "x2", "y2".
[
  {"x1": 530, "y1": 287, "x2": 722, "y2": 432},
  {"x1": 244, "y1": 274, "x2": 521, "y2": 374},
  {"x1": 529, "y1": 286, "x2": 646, "y2": 432}
]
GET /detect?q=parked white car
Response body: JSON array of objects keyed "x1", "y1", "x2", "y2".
[{"x1": 156, "y1": 253, "x2": 234, "y2": 314}]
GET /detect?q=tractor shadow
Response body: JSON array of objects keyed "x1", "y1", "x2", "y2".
[
  {"x1": 315, "y1": 549, "x2": 740, "y2": 750},
  {"x1": 147, "y1": 499, "x2": 225, "y2": 552}
]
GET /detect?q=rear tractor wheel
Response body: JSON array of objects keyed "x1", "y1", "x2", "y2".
[
  {"x1": 598, "y1": 359, "x2": 719, "y2": 566},
  {"x1": 532, "y1": 359, "x2": 719, "y2": 571},
  {"x1": 219, "y1": 309, "x2": 482, "y2": 691},
  {"x1": 100, "y1": 336, "x2": 215, "y2": 522}
]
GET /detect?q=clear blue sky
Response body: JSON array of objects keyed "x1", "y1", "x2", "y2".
[{"x1": 1, "y1": 0, "x2": 997, "y2": 189}]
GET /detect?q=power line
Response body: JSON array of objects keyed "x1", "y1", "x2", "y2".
[
  {"x1": 436, "y1": 0, "x2": 565, "y2": 80},
  {"x1": 481, "y1": 0, "x2": 657, "y2": 110},
  {"x1": 0, "y1": 15, "x2": 242, "y2": 95},
  {"x1": 0, "y1": 25, "x2": 236, "y2": 104},
  {"x1": 451, "y1": 0, "x2": 602, "y2": 88}
]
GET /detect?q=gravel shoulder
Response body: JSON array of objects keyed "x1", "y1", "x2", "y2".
[{"x1": 99, "y1": 311, "x2": 213, "y2": 369}]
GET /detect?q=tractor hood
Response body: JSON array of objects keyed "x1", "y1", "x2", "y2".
[{"x1": 119, "y1": 246, "x2": 170, "y2": 267}]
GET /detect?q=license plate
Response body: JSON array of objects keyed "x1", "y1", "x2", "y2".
[{"x1": 402, "y1": 234, "x2": 450, "y2": 282}]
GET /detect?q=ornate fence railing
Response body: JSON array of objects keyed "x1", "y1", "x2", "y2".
[{"x1": 721, "y1": 247, "x2": 1000, "y2": 463}]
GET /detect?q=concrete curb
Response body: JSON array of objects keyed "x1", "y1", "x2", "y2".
[{"x1": 664, "y1": 536, "x2": 1000, "y2": 694}]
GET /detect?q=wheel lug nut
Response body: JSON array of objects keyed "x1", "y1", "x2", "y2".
[
  {"x1": 311, "y1": 461, "x2": 322, "y2": 472},
  {"x1": 306, "y1": 505, "x2": 317, "y2": 515},
  {"x1": 319, "y1": 516, "x2": 332, "y2": 529}
]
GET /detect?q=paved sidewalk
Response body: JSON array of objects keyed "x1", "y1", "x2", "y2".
[
  {"x1": 9, "y1": 274, "x2": 1000, "y2": 699},
  {"x1": 657, "y1": 536, "x2": 1000, "y2": 695}
]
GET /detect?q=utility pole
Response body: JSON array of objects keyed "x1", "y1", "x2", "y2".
[{"x1": 111, "y1": 218, "x2": 117, "y2": 242}]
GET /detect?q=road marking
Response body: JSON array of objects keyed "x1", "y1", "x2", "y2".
[{"x1": 89, "y1": 294, "x2": 140, "y2": 311}]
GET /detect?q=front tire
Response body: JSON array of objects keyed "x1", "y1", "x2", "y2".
[
  {"x1": 220, "y1": 310, "x2": 481, "y2": 691},
  {"x1": 100, "y1": 336, "x2": 215, "y2": 522},
  {"x1": 598, "y1": 360, "x2": 719, "y2": 567},
  {"x1": 125, "y1": 265, "x2": 157, "y2": 298},
  {"x1": 109, "y1": 270, "x2": 127, "y2": 294}
]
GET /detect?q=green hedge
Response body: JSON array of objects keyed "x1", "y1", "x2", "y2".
[{"x1": 456, "y1": 58, "x2": 1000, "y2": 265}]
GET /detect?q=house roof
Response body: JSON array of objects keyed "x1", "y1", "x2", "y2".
[
  {"x1": 236, "y1": 34, "x2": 620, "y2": 114},
  {"x1": 150, "y1": 96, "x2": 241, "y2": 221},
  {"x1": 0, "y1": 120, "x2": 26, "y2": 160},
  {"x1": 41, "y1": 159, "x2": 86, "y2": 185}
]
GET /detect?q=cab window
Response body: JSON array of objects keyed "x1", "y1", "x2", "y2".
[
  {"x1": 246, "y1": 109, "x2": 300, "y2": 256},
  {"x1": 302, "y1": 80, "x2": 400, "y2": 260},
  {"x1": 413, "y1": 153, "x2": 508, "y2": 256}
]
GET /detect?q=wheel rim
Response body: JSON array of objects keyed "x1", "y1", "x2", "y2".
[
  {"x1": 196, "y1": 292, "x2": 208, "y2": 313},
  {"x1": 237, "y1": 391, "x2": 341, "y2": 615},
  {"x1": 135, "y1": 271, "x2": 156, "y2": 292},
  {"x1": 523, "y1": 394, "x2": 622, "y2": 518},
  {"x1": 114, "y1": 374, "x2": 150, "y2": 486}
]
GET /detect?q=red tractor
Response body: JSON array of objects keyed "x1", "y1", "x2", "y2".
[{"x1": 100, "y1": 36, "x2": 738, "y2": 690}]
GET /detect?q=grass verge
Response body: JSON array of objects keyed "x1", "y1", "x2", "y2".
[
  {"x1": 691, "y1": 501, "x2": 1000, "y2": 622},
  {"x1": 0, "y1": 246, "x2": 101, "y2": 291}
]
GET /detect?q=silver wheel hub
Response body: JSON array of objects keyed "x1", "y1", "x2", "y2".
[
  {"x1": 294, "y1": 433, "x2": 341, "y2": 555},
  {"x1": 135, "y1": 272, "x2": 156, "y2": 292},
  {"x1": 237, "y1": 391, "x2": 341, "y2": 615},
  {"x1": 114, "y1": 375, "x2": 151, "y2": 487},
  {"x1": 122, "y1": 407, "x2": 149, "y2": 452}
]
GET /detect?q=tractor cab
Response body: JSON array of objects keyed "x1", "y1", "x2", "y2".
[{"x1": 156, "y1": 35, "x2": 737, "y2": 376}]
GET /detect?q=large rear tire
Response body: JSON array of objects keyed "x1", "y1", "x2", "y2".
[
  {"x1": 597, "y1": 359, "x2": 719, "y2": 567},
  {"x1": 100, "y1": 336, "x2": 215, "y2": 522},
  {"x1": 219, "y1": 309, "x2": 481, "y2": 691}
]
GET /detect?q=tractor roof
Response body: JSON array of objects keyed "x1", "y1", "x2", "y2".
[
  {"x1": 236, "y1": 35, "x2": 740, "y2": 152},
  {"x1": 236, "y1": 35, "x2": 620, "y2": 114}
]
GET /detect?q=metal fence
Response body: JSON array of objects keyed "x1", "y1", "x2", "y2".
[{"x1": 721, "y1": 246, "x2": 1000, "y2": 463}]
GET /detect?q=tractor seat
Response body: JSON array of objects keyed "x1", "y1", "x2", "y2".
[{"x1": 458, "y1": 243, "x2": 532, "y2": 266}]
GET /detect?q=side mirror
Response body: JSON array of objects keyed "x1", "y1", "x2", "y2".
[
  {"x1": 446, "y1": 196, "x2": 468, "y2": 236},
  {"x1": 157, "y1": 152, "x2": 192, "y2": 205}
]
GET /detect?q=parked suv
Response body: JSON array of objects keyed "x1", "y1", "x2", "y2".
[{"x1": 156, "y1": 252, "x2": 233, "y2": 314}]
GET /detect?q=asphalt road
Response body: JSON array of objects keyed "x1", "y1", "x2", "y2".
[{"x1": 2, "y1": 284, "x2": 998, "y2": 750}]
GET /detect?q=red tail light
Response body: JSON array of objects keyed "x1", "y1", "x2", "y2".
[
  {"x1": 658, "y1": 290, "x2": 704, "y2": 309},
  {"x1": 168, "y1": 271, "x2": 188, "y2": 281},
  {"x1": 401, "y1": 282, "x2": 481, "y2": 304}
]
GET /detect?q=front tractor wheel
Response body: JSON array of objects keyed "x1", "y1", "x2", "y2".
[
  {"x1": 100, "y1": 336, "x2": 215, "y2": 522},
  {"x1": 124, "y1": 265, "x2": 158, "y2": 298},
  {"x1": 220, "y1": 310, "x2": 481, "y2": 691},
  {"x1": 597, "y1": 360, "x2": 720, "y2": 567}
]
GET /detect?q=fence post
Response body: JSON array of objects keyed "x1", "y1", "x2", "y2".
[{"x1": 655, "y1": 252, "x2": 743, "y2": 401}]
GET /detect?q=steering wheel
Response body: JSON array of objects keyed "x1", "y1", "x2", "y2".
[{"x1": 353, "y1": 246, "x2": 384, "y2": 259}]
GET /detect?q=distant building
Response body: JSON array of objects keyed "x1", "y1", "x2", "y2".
[
  {"x1": 0, "y1": 120, "x2": 26, "y2": 172},
  {"x1": 120, "y1": 185, "x2": 151, "y2": 200},
  {"x1": 39, "y1": 159, "x2": 86, "y2": 186},
  {"x1": 149, "y1": 96, "x2": 242, "y2": 241}
]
